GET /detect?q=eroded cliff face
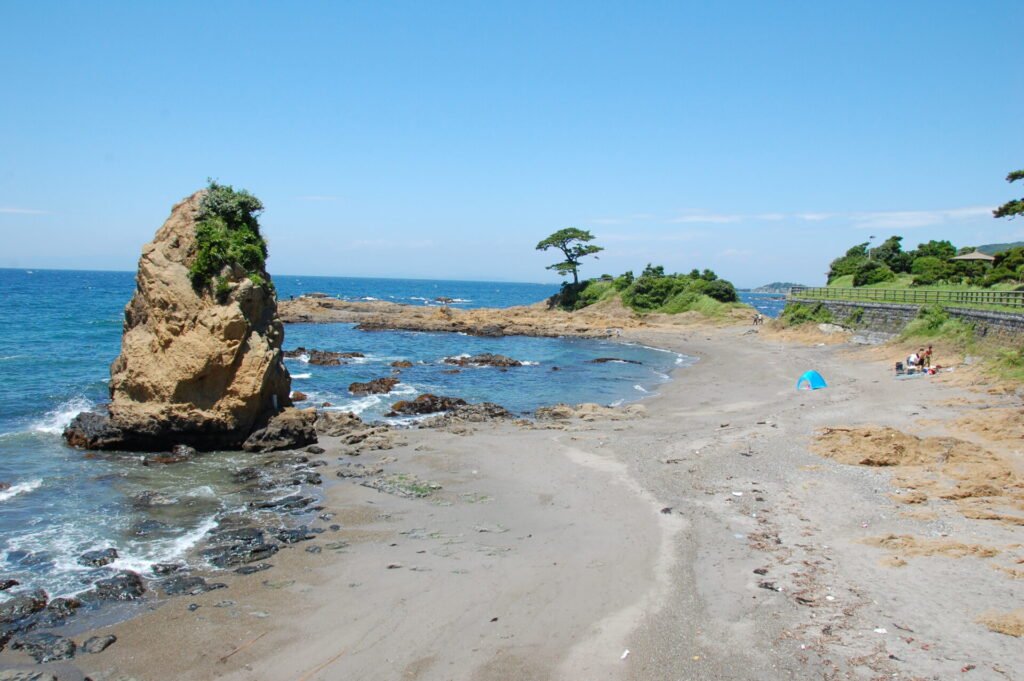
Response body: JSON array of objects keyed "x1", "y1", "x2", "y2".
[{"x1": 65, "y1": 190, "x2": 298, "y2": 451}]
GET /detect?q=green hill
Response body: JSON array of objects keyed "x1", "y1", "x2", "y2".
[{"x1": 976, "y1": 241, "x2": 1024, "y2": 255}]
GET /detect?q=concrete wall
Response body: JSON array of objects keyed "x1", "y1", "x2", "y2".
[{"x1": 788, "y1": 298, "x2": 1024, "y2": 343}]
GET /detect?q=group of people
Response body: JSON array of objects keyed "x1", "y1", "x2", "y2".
[
  {"x1": 897, "y1": 345, "x2": 938, "y2": 375},
  {"x1": 751, "y1": 313, "x2": 765, "y2": 326}
]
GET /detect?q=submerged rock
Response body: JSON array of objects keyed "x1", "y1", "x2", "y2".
[
  {"x1": 388, "y1": 394, "x2": 467, "y2": 416},
  {"x1": 390, "y1": 360, "x2": 413, "y2": 368},
  {"x1": 589, "y1": 357, "x2": 641, "y2": 365},
  {"x1": 63, "y1": 188, "x2": 292, "y2": 452},
  {"x1": 78, "y1": 548, "x2": 118, "y2": 567},
  {"x1": 348, "y1": 377, "x2": 399, "y2": 395},
  {"x1": 0, "y1": 589, "x2": 48, "y2": 624},
  {"x1": 443, "y1": 353, "x2": 522, "y2": 368}
]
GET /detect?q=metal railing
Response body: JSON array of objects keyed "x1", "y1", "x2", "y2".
[{"x1": 789, "y1": 286, "x2": 1024, "y2": 310}]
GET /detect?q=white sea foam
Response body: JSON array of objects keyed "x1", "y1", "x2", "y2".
[
  {"x1": 521, "y1": 360, "x2": 540, "y2": 366},
  {"x1": 292, "y1": 373, "x2": 312, "y2": 379},
  {"x1": 633, "y1": 384, "x2": 649, "y2": 393},
  {"x1": 345, "y1": 394, "x2": 386, "y2": 416},
  {"x1": 0, "y1": 479, "x2": 43, "y2": 502},
  {"x1": 31, "y1": 397, "x2": 95, "y2": 435},
  {"x1": 0, "y1": 355, "x2": 24, "y2": 361}
]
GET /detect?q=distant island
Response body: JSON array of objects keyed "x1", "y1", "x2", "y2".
[{"x1": 751, "y1": 282, "x2": 805, "y2": 294}]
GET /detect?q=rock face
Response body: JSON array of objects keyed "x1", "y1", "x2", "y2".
[{"x1": 63, "y1": 190, "x2": 294, "y2": 451}]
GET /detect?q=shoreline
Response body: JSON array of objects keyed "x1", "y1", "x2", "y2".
[{"x1": 3, "y1": 320, "x2": 1022, "y2": 679}]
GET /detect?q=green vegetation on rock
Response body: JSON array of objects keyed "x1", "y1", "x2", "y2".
[
  {"x1": 552, "y1": 264, "x2": 741, "y2": 316},
  {"x1": 188, "y1": 181, "x2": 270, "y2": 301},
  {"x1": 778, "y1": 301, "x2": 833, "y2": 326}
]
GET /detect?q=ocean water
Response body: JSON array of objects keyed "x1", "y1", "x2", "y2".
[
  {"x1": 739, "y1": 292, "x2": 787, "y2": 318},
  {"x1": 0, "y1": 268, "x2": 688, "y2": 599}
]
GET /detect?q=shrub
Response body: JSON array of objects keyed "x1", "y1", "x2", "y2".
[
  {"x1": 910, "y1": 256, "x2": 954, "y2": 286},
  {"x1": 779, "y1": 301, "x2": 833, "y2": 326},
  {"x1": 613, "y1": 271, "x2": 634, "y2": 291},
  {"x1": 188, "y1": 181, "x2": 271, "y2": 298},
  {"x1": 852, "y1": 260, "x2": 896, "y2": 287},
  {"x1": 704, "y1": 279, "x2": 738, "y2": 302},
  {"x1": 900, "y1": 304, "x2": 974, "y2": 346}
]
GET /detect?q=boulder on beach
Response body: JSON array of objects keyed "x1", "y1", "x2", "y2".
[{"x1": 63, "y1": 185, "x2": 302, "y2": 451}]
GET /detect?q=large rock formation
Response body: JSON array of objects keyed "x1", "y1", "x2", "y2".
[{"x1": 64, "y1": 189, "x2": 300, "y2": 451}]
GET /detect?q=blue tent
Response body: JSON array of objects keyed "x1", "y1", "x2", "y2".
[{"x1": 796, "y1": 370, "x2": 827, "y2": 390}]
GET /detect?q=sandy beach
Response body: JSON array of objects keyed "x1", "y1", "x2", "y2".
[{"x1": 4, "y1": 322, "x2": 1017, "y2": 681}]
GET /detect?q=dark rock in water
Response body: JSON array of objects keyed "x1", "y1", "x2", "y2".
[
  {"x1": 232, "y1": 466, "x2": 262, "y2": 483},
  {"x1": 250, "y1": 494, "x2": 314, "y2": 511},
  {"x1": 0, "y1": 589, "x2": 48, "y2": 623},
  {"x1": 151, "y1": 562, "x2": 184, "y2": 575},
  {"x1": 130, "y1": 490, "x2": 176, "y2": 508},
  {"x1": 283, "y1": 347, "x2": 364, "y2": 366},
  {"x1": 0, "y1": 579, "x2": 18, "y2": 591},
  {"x1": 161, "y1": 575, "x2": 226, "y2": 596},
  {"x1": 78, "y1": 548, "x2": 118, "y2": 567},
  {"x1": 11, "y1": 632, "x2": 76, "y2": 663},
  {"x1": 243, "y1": 408, "x2": 318, "y2": 453},
  {"x1": 131, "y1": 519, "x2": 171, "y2": 537},
  {"x1": 551, "y1": 366, "x2": 560, "y2": 371},
  {"x1": 589, "y1": 357, "x2": 642, "y2": 365},
  {"x1": 43, "y1": 597, "x2": 80, "y2": 621},
  {"x1": 289, "y1": 470, "x2": 322, "y2": 486},
  {"x1": 274, "y1": 526, "x2": 314, "y2": 544},
  {"x1": 321, "y1": 402, "x2": 333, "y2": 407},
  {"x1": 305, "y1": 445, "x2": 325, "y2": 454},
  {"x1": 83, "y1": 571, "x2": 145, "y2": 601},
  {"x1": 291, "y1": 391, "x2": 308, "y2": 401},
  {"x1": 444, "y1": 353, "x2": 522, "y2": 368},
  {"x1": 143, "y1": 444, "x2": 198, "y2": 465},
  {"x1": 307, "y1": 459, "x2": 327, "y2": 468},
  {"x1": 388, "y1": 394, "x2": 467, "y2": 416},
  {"x1": 391, "y1": 360, "x2": 413, "y2": 368},
  {"x1": 63, "y1": 411, "x2": 126, "y2": 450},
  {"x1": 348, "y1": 377, "x2": 399, "y2": 395},
  {"x1": 234, "y1": 563, "x2": 273, "y2": 575},
  {"x1": 81, "y1": 634, "x2": 117, "y2": 654}
]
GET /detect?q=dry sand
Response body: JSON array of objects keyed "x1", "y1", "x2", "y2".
[{"x1": 5, "y1": 323, "x2": 1023, "y2": 680}]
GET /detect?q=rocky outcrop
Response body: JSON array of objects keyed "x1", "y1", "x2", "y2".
[
  {"x1": 589, "y1": 357, "x2": 642, "y2": 365},
  {"x1": 63, "y1": 190, "x2": 295, "y2": 451},
  {"x1": 535, "y1": 403, "x2": 648, "y2": 421},
  {"x1": 387, "y1": 394, "x2": 467, "y2": 416},
  {"x1": 443, "y1": 353, "x2": 522, "y2": 368},
  {"x1": 348, "y1": 377, "x2": 399, "y2": 395},
  {"x1": 242, "y1": 408, "x2": 318, "y2": 452}
]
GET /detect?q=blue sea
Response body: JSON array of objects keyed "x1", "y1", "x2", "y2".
[{"x1": 0, "y1": 268, "x2": 690, "y2": 599}]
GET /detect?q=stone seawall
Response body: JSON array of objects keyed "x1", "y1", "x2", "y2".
[{"x1": 788, "y1": 298, "x2": 1024, "y2": 343}]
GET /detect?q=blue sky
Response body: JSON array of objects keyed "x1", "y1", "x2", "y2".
[{"x1": 1, "y1": 1, "x2": 1021, "y2": 287}]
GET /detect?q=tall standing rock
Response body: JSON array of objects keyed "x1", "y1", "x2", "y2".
[{"x1": 64, "y1": 186, "x2": 309, "y2": 451}]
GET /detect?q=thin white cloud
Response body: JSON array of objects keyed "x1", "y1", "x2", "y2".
[
  {"x1": 602, "y1": 230, "x2": 709, "y2": 243},
  {"x1": 846, "y1": 206, "x2": 992, "y2": 230},
  {"x1": 0, "y1": 207, "x2": 46, "y2": 215}
]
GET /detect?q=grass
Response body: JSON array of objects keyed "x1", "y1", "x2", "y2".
[{"x1": 795, "y1": 275, "x2": 1024, "y2": 313}]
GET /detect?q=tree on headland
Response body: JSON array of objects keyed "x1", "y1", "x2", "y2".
[
  {"x1": 993, "y1": 169, "x2": 1024, "y2": 219},
  {"x1": 536, "y1": 228, "x2": 603, "y2": 284}
]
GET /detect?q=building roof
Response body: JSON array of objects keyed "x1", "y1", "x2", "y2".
[{"x1": 950, "y1": 250, "x2": 996, "y2": 262}]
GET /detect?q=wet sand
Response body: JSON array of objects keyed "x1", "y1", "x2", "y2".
[{"x1": 6, "y1": 324, "x2": 1022, "y2": 680}]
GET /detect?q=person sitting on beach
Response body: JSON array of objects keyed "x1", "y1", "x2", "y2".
[{"x1": 907, "y1": 351, "x2": 920, "y2": 369}]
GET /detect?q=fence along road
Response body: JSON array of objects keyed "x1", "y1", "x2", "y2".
[{"x1": 788, "y1": 286, "x2": 1024, "y2": 311}]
